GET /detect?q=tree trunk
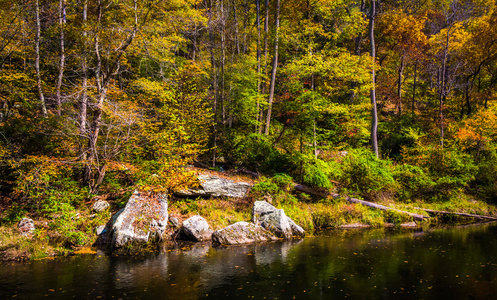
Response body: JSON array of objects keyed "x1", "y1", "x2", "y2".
[
  {"x1": 350, "y1": 0, "x2": 366, "y2": 103},
  {"x1": 397, "y1": 54, "x2": 404, "y2": 115},
  {"x1": 412, "y1": 59, "x2": 417, "y2": 113},
  {"x1": 439, "y1": 25, "x2": 452, "y2": 150},
  {"x1": 80, "y1": 0, "x2": 88, "y2": 134},
  {"x1": 415, "y1": 207, "x2": 497, "y2": 221},
  {"x1": 242, "y1": 0, "x2": 249, "y2": 54},
  {"x1": 84, "y1": 0, "x2": 138, "y2": 191},
  {"x1": 35, "y1": 0, "x2": 47, "y2": 117},
  {"x1": 208, "y1": 0, "x2": 218, "y2": 167},
  {"x1": 292, "y1": 184, "x2": 428, "y2": 221},
  {"x1": 256, "y1": 0, "x2": 262, "y2": 133},
  {"x1": 264, "y1": 0, "x2": 280, "y2": 136},
  {"x1": 258, "y1": 0, "x2": 269, "y2": 135},
  {"x1": 232, "y1": 0, "x2": 240, "y2": 55},
  {"x1": 221, "y1": 0, "x2": 226, "y2": 126},
  {"x1": 369, "y1": 0, "x2": 378, "y2": 158},
  {"x1": 56, "y1": 0, "x2": 66, "y2": 116}
]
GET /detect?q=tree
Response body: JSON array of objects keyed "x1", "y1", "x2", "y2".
[
  {"x1": 264, "y1": 0, "x2": 281, "y2": 136},
  {"x1": 369, "y1": 0, "x2": 379, "y2": 158}
]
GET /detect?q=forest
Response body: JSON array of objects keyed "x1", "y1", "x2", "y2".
[{"x1": 1, "y1": 0, "x2": 497, "y2": 256}]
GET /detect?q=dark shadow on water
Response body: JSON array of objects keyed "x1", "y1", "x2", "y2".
[{"x1": 2, "y1": 223, "x2": 497, "y2": 299}]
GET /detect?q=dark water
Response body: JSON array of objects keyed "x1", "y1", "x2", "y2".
[{"x1": 2, "y1": 223, "x2": 497, "y2": 299}]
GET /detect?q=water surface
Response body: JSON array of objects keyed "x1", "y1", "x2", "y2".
[{"x1": 2, "y1": 223, "x2": 497, "y2": 299}]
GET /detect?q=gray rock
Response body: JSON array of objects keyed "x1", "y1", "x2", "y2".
[
  {"x1": 212, "y1": 221, "x2": 276, "y2": 245},
  {"x1": 110, "y1": 190, "x2": 168, "y2": 248},
  {"x1": 252, "y1": 200, "x2": 277, "y2": 223},
  {"x1": 169, "y1": 216, "x2": 180, "y2": 228},
  {"x1": 180, "y1": 215, "x2": 212, "y2": 242},
  {"x1": 18, "y1": 218, "x2": 35, "y2": 236},
  {"x1": 259, "y1": 209, "x2": 292, "y2": 239},
  {"x1": 287, "y1": 217, "x2": 305, "y2": 237},
  {"x1": 400, "y1": 221, "x2": 417, "y2": 228},
  {"x1": 96, "y1": 225, "x2": 106, "y2": 235},
  {"x1": 252, "y1": 201, "x2": 305, "y2": 238},
  {"x1": 93, "y1": 200, "x2": 110, "y2": 212},
  {"x1": 175, "y1": 175, "x2": 252, "y2": 198}
]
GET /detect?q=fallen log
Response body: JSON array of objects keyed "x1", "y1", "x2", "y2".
[
  {"x1": 237, "y1": 167, "x2": 260, "y2": 178},
  {"x1": 293, "y1": 184, "x2": 428, "y2": 221},
  {"x1": 193, "y1": 159, "x2": 211, "y2": 169},
  {"x1": 413, "y1": 207, "x2": 497, "y2": 221},
  {"x1": 293, "y1": 184, "x2": 331, "y2": 198},
  {"x1": 346, "y1": 197, "x2": 427, "y2": 221}
]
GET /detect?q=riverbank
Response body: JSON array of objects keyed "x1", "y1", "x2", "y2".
[
  {"x1": 2, "y1": 188, "x2": 497, "y2": 261},
  {"x1": 3, "y1": 222, "x2": 497, "y2": 300}
]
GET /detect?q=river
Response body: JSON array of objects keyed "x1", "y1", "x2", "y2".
[{"x1": 2, "y1": 223, "x2": 497, "y2": 299}]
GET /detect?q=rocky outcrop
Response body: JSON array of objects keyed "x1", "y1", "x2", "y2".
[
  {"x1": 212, "y1": 222, "x2": 276, "y2": 245},
  {"x1": 252, "y1": 201, "x2": 305, "y2": 238},
  {"x1": 92, "y1": 200, "x2": 110, "y2": 212},
  {"x1": 110, "y1": 190, "x2": 168, "y2": 248},
  {"x1": 18, "y1": 218, "x2": 35, "y2": 237},
  {"x1": 175, "y1": 175, "x2": 252, "y2": 198},
  {"x1": 212, "y1": 201, "x2": 305, "y2": 245},
  {"x1": 180, "y1": 215, "x2": 212, "y2": 242}
]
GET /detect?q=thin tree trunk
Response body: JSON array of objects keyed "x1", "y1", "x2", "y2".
[
  {"x1": 369, "y1": 0, "x2": 378, "y2": 158},
  {"x1": 465, "y1": 78, "x2": 472, "y2": 115},
  {"x1": 208, "y1": 0, "x2": 218, "y2": 167},
  {"x1": 85, "y1": 0, "x2": 138, "y2": 190},
  {"x1": 397, "y1": 54, "x2": 404, "y2": 115},
  {"x1": 80, "y1": 0, "x2": 88, "y2": 134},
  {"x1": 439, "y1": 23, "x2": 454, "y2": 150},
  {"x1": 256, "y1": 0, "x2": 261, "y2": 133},
  {"x1": 311, "y1": 74, "x2": 317, "y2": 158},
  {"x1": 221, "y1": 0, "x2": 226, "y2": 126},
  {"x1": 35, "y1": 0, "x2": 47, "y2": 117},
  {"x1": 232, "y1": 0, "x2": 240, "y2": 55},
  {"x1": 313, "y1": 119, "x2": 318, "y2": 158},
  {"x1": 412, "y1": 59, "x2": 417, "y2": 113},
  {"x1": 264, "y1": 0, "x2": 280, "y2": 136},
  {"x1": 350, "y1": 0, "x2": 366, "y2": 103},
  {"x1": 56, "y1": 0, "x2": 66, "y2": 116},
  {"x1": 242, "y1": 0, "x2": 249, "y2": 54},
  {"x1": 258, "y1": 0, "x2": 269, "y2": 135}
]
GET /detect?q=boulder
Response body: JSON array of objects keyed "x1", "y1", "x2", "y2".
[
  {"x1": 259, "y1": 209, "x2": 292, "y2": 239},
  {"x1": 175, "y1": 175, "x2": 252, "y2": 198},
  {"x1": 93, "y1": 200, "x2": 110, "y2": 212},
  {"x1": 252, "y1": 200, "x2": 277, "y2": 223},
  {"x1": 400, "y1": 221, "x2": 418, "y2": 228},
  {"x1": 212, "y1": 221, "x2": 276, "y2": 245},
  {"x1": 18, "y1": 218, "x2": 35, "y2": 236},
  {"x1": 180, "y1": 215, "x2": 212, "y2": 242},
  {"x1": 286, "y1": 217, "x2": 305, "y2": 237},
  {"x1": 110, "y1": 190, "x2": 168, "y2": 248},
  {"x1": 96, "y1": 225, "x2": 106, "y2": 235},
  {"x1": 252, "y1": 201, "x2": 305, "y2": 238},
  {"x1": 169, "y1": 216, "x2": 180, "y2": 228}
]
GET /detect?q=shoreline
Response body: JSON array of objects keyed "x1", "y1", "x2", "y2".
[{"x1": 0, "y1": 199, "x2": 495, "y2": 261}]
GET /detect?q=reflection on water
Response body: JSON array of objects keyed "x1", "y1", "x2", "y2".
[{"x1": 2, "y1": 223, "x2": 497, "y2": 299}]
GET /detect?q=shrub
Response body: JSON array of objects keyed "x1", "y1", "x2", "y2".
[
  {"x1": 338, "y1": 148, "x2": 399, "y2": 201},
  {"x1": 299, "y1": 155, "x2": 333, "y2": 189},
  {"x1": 402, "y1": 145, "x2": 477, "y2": 200},
  {"x1": 393, "y1": 164, "x2": 435, "y2": 202}
]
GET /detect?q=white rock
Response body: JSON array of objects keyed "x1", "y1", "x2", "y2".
[
  {"x1": 93, "y1": 200, "x2": 110, "y2": 212},
  {"x1": 110, "y1": 190, "x2": 168, "y2": 248},
  {"x1": 181, "y1": 215, "x2": 212, "y2": 242}
]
